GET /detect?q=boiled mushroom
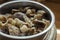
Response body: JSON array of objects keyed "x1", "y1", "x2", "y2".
[
  {"x1": 0, "y1": 15, "x2": 7, "y2": 23},
  {"x1": 8, "y1": 24, "x2": 20, "y2": 36},
  {"x1": 42, "y1": 19, "x2": 50, "y2": 29},
  {"x1": 8, "y1": 18, "x2": 16, "y2": 25},
  {"x1": 12, "y1": 9, "x2": 20, "y2": 13},
  {"x1": 20, "y1": 25, "x2": 29, "y2": 33},
  {"x1": 34, "y1": 14, "x2": 42, "y2": 20},
  {"x1": 14, "y1": 18, "x2": 26, "y2": 27},
  {"x1": 13, "y1": 12, "x2": 24, "y2": 21},
  {"x1": 37, "y1": 10, "x2": 46, "y2": 15},
  {"x1": 23, "y1": 15, "x2": 34, "y2": 27}
]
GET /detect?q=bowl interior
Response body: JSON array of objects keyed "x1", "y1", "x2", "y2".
[
  {"x1": 0, "y1": 2, "x2": 52, "y2": 39},
  {"x1": 0, "y1": 2, "x2": 52, "y2": 21},
  {"x1": 0, "y1": 1, "x2": 54, "y2": 39}
]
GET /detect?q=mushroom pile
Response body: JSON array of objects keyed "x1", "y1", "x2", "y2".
[{"x1": 0, "y1": 7, "x2": 50, "y2": 36}]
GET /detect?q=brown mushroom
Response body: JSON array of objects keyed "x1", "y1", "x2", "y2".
[
  {"x1": 13, "y1": 12, "x2": 24, "y2": 21},
  {"x1": 5, "y1": 14, "x2": 13, "y2": 19},
  {"x1": 31, "y1": 9, "x2": 36, "y2": 13},
  {"x1": 32, "y1": 19, "x2": 46, "y2": 30},
  {"x1": 42, "y1": 19, "x2": 50, "y2": 29},
  {"x1": 19, "y1": 8, "x2": 25, "y2": 12},
  {"x1": 12, "y1": 9, "x2": 20, "y2": 13},
  {"x1": 28, "y1": 27, "x2": 37, "y2": 35},
  {"x1": 24, "y1": 7, "x2": 30, "y2": 12},
  {"x1": 0, "y1": 15, "x2": 7, "y2": 23}
]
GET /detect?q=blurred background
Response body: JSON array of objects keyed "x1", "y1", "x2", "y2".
[{"x1": 0, "y1": 0, "x2": 60, "y2": 40}]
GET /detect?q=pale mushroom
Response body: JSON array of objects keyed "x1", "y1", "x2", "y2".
[
  {"x1": 23, "y1": 15, "x2": 34, "y2": 27},
  {"x1": 26, "y1": 9, "x2": 32, "y2": 14},
  {"x1": 20, "y1": 25, "x2": 29, "y2": 33},
  {"x1": 14, "y1": 18, "x2": 26, "y2": 27},
  {"x1": 37, "y1": 10, "x2": 46, "y2": 15},
  {"x1": 34, "y1": 14, "x2": 42, "y2": 20},
  {"x1": 8, "y1": 18, "x2": 16, "y2": 25},
  {"x1": 8, "y1": 24, "x2": 20, "y2": 36},
  {"x1": 26, "y1": 9, "x2": 35, "y2": 17}
]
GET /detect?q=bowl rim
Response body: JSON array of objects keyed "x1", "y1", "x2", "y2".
[{"x1": 0, "y1": 1, "x2": 55, "y2": 39}]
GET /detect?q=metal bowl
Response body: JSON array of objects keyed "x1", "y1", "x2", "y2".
[{"x1": 0, "y1": 1, "x2": 55, "y2": 40}]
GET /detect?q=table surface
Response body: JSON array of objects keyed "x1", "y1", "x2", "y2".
[
  {"x1": 0, "y1": 1, "x2": 60, "y2": 40},
  {"x1": 42, "y1": 1, "x2": 60, "y2": 40}
]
